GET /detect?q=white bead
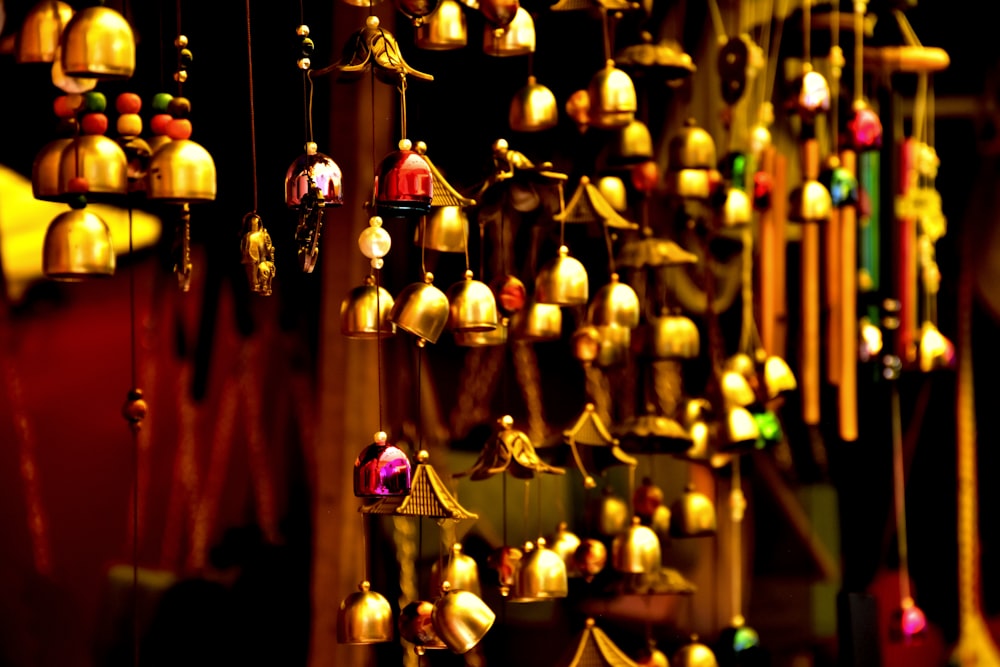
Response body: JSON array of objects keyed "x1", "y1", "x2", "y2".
[
  {"x1": 358, "y1": 226, "x2": 391, "y2": 259},
  {"x1": 371, "y1": 258, "x2": 384, "y2": 270}
]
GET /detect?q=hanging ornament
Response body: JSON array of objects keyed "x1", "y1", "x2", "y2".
[
  {"x1": 353, "y1": 431, "x2": 413, "y2": 499},
  {"x1": 455, "y1": 415, "x2": 566, "y2": 480},
  {"x1": 391, "y1": 272, "x2": 451, "y2": 345},
  {"x1": 15, "y1": 0, "x2": 73, "y2": 63},
  {"x1": 430, "y1": 543, "x2": 482, "y2": 596},
  {"x1": 509, "y1": 76, "x2": 558, "y2": 132},
  {"x1": 510, "y1": 538, "x2": 569, "y2": 601},
  {"x1": 483, "y1": 6, "x2": 534, "y2": 56},
  {"x1": 673, "y1": 635, "x2": 719, "y2": 667},
  {"x1": 611, "y1": 516, "x2": 661, "y2": 574},
  {"x1": 376, "y1": 137, "x2": 433, "y2": 216},
  {"x1": 240, "y1": 214, "x2": 276, "y2": 296},
  {"x1": 398, "y1": 600, "x2": 448, "y2": 652},
  {"x1": 341, "y1": 275, "x2": 396, "y2": 338},
  {"x1": 431, "y1": 582, "x2": 496, "y2": 654},
  {"x1": 337, "y1": 580, "x2": 394, "y2": 644},
  {"x1": 415, "y1": 0, "x2": 467, "y2": 50},
  {"x1": 285, "y1": 142, "x2": 344, "y2": 272},
  {"x1": 42, "y1": 199, "x2": 115, "y2": 280},
  {"x1": 329, "y1": 16, "x2": 433, "y2": 83},
  {"x1": 58, "y1": 5, "x2": 135, "y2": 79},
  {"x1": 547, "y1": 522, "x2": 582, "y2": 574},
  {"x1": 669, "y1": 483, "x2": 716, "y2": 538}
]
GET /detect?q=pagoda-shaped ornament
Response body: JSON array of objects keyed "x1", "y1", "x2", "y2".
[
  {"x1": 564, "y1": 403, "x2": 637, "y2": 488},
  {"x1": 360, "y1": 451, "x2": 478, "y2": 520},
  {"x1": 555, "y1": 175, "x2": 638, "y2": 230},
  {"x1": 558, "y1": 618, "x2": 639, "y2": 667},
  {"x1": 455, "y1": 415, "x2": 566, "y2": 481}
]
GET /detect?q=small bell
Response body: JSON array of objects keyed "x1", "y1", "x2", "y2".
[
  {"x1": 390, "y1": 272, "x2": 451, "y2": 344},
  {"x1": 611, "y1": 516, "x2": 662, "y2": 574},
  {"x1": 341, "y1": 276, "x2": 396, "y2": 338},
  {"x1": 720, "y1": 370, "x2": 756, "y2": 409},
  {"x1": 889, "y1": 597, "x2": 928, "y2": 644},
  {"x1": 638, "y1": 644, "x2": 670, "y2": 667},
  {"x1": 535, "y1": 245, "x2": 589, "y2": 306},
  {"x1": 398, "y1": 600, "x2": 447, "y2": 651},
  {"x1": 673, "y1": 635, "x2": 719, "y2": 667},
  {"x1": 285, "y1": 147, "x2": 345, "y2": 208},
  {"x1": 849, "y1": 100, "x2": 883, "y2": 151},
  {"x1": 788, "y1": 180, "x2": 832, "y2": 223},
  {"x1": 414, "y1": 0, "x2": 467, "y2": 49},
  {"x1": 670, "y1": 484, "x2": 717, "y2": 538},
  {"x1": 594, "y1": 486, "x2": 629, "y2": 536},
  {"x1": 353, "y1": 431, "x2": 412, "y2": 499},
  {"x1": 147, "y1": 139, "x2": 217, "y2": 202},
  {"x1": 58, "y1": 6, "x2": 135, "y2": 79},
  {"x1": 510, "y1": 539, "x2": 569, "y2": 601},
  {"x1": 721, "y1": 187, "x2": 752, "y2": 227},
  {"x1": 821, "y1": 156, "x2": 859, "y2": 207},
  {"x1": 723, "y1": 407, "x2": 761, "y2": 451},
  {"x1": 763, "y1": 355, "x2": 797, "y2": 400},
  {"x1": 447, "y1": 270, "x2": 499, "y2": 333},
  {"x1": 597, "y1": 176, "x2": 628, "y2": 212},
  {"x1": 573, "y1": 539, "x2": 607, "y2": 582},
  {"x1": 645, "y1": 309, "x2": 700, "y2": 359},
  {"x1": 509, "y1": 76, "x2": 558, "y2": 132},
  {"x1": 610, "y1": 119, "x2": 654, "y2": 165},
  {"x1": 794, "y1": 66, "x2": 831, "y2": 118},
  {"x1": 483, "y1": 7, "x2": 534, "y2": 57},
  {"x1": 431, "y1": 543, "x2": 481, "y2": 597},
  {"x1": 376, "y1": 139, "x2": 433, "y2": 216},
  {"x1": 337, "y1": 581, "x2": 394, "y2": 644},
  {"x1": 431, "y1": 583, "x2": 496, "y2": 654},
  {"x1": 15, "y1": 0, "x2": 74, "y2": 63},
  {"x1": 487, "y1": 546, "x2": 523, "y2": 596},
  {"x1": 588, "y1": 273, "x2": 640, "y2": 329},
  {"x1": 716, "y1": 618, "x2": 761, "y2": 664},
  {"x1": 547, "y1": 522, "x2": 581, "y2": 574},
  {"x1": 669, "y1": 118, "x2": 716, "y2": 170},
  {"x1": 587, "y1": 60, "x2": 637, "y2": 129},
  {"x1": 43, "y1": 205, "x2": 115, "y2": 280},
  {"x1": 416, "y1": 206, "x2": 468, "y2": 253},
  {"x1": 512, "y1": 300, "x2": 562, "y2": 341}
]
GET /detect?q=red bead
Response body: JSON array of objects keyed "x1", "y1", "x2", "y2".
[
  {"x1": 166, "y1": 118, "x2": 192, "y2": 140},
  {"x1": 753, "y1": 171, "x2": 773, "y2": 212},
  {"x1": 81, "y1": 113, "x2": 109, "y2": 135},
  {"x1": 631, "y1": 160, "x2": 659, "y2": 194},
  {"x1": 53, "y1": 96, "x2": 77, "y2": 119},
  {"x1": 67, "y1": 177, "x2": 90, "y2": 193},
  {"x1": 150, "y1": 113, "x2": 173, "y2": 135},
  {"x1": 116, "y1": 92, "x2": 142, "y2": 114}
]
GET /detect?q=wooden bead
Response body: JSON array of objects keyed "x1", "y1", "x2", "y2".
[
  {"x1": 150, "y1": 113, "x2": 173, "y2": 135},
  {"x1": 53, "y1": 96, "x2": 76, "y2": 119},
  {"x1": 82, "y1": 91, "x2": 106, "y2": 113},
  {"x1": 166, "y1": 118, "x2": 192, "y2": 140},
  {"x1": 116, "y1": 93, "x2": 142, "y2": 114},
  {"x1": 67, "y1": 177, "x2": 90, "y2": 193},
  {"x1": 81, "y1": 113, "x2": 108, "y2": 135},
  {"x1": 166, "y1": 96, "x2": 191, "y2": 119},
  {"x1": 151, "y1": 92, "x2": 173, "y2": 113},
  {"x1": 65, "y1": 94, "x2": 84, "y2": 113},
  {"x1": 117, "y1": 113, "x2": 143, "y2": 137}
]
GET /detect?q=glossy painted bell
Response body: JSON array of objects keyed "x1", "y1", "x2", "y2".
[
  {"x1": 415, "y1": 206, "x2": 467, "y2": 253},
  {"x1": 670, "y1": 484, "x2": 717, "y2": 538},
  {"x1": 509, "y1": 76, "x2": 558, "y2": 132},
  {"x1": 340, "y1": 275, "x2": 396, "y2": 338},
  {"x1": 431, "y1": 543, "x2": 481, "y2": 597},
  {"x1": 588, "y1": 273, "x2": 640, "y2": 328},
  {"x1": 487, "y1": 546, "x2": 523, "y2": 595},
  {"x1": 889, "y1": 598, "x2": 928, "y2": 643},
  {"x1": 646, "y1": 310, "x2": 700, "y2": 359},
  {"x1": 480, "y1": 0, "x2": 519, "y2": 27},
  {"x1": 669, "y1": 118, "x2": 716, "y2": 170},
  {"x1": 447, "y1": 270, "x2": 498, "y2": 332},
  {"x1": 32, "y1": 138, "x2": 74, "y2": 201},
  {"x1": 415, "y1": 0, "x2": 467, "y2": 49},
  {"x1": 15, "y1": 0, "x2": 73, "y2": 63},
  {"x1": 510, "y1": 538, "x2": 568, "y2": 601},
  {"x1": 43, "y1": 207, "x2": 115, "y2": 280},
  {"x1": 611, "y1": 516, "x2": 662, "y2": 574},
  {"x1": 394, "y1": 0, "x2": 441, "y2": 23},
  {"x1": 716, "y1": 622, "x2": 761, "y2": 663},
  {"x1": 146, "y1": 139, "x2": 217, "y2": 202},
  {"x1": 849, "y1": 100, "x2": 883, "y2": 150},
  {"x1": 390, "y1": 273, "x2": 451, "y2": 344},
  {"x1": 573, "y1": 538, "x2": 607, "y2": 581},
  {"x1": 398, "y1": 600, "x2": 447, "y2": 650},
  {"x1": 535, "y1": 245, "x2": 589, "y2": 306},
  {"x1": 375, "y1": 141, "x2": 433, "y2": 215},
  {"x1": 490, "y1": 274, "x2": 526, "y2": 316},
  {"x1": 587, "y1": 60, "x2": 637, "y2": 129},
  {"x1": 284, "y1": 149, "x2": 344, "y2": 208},
  {"x1": 764, "y1": 355, "x2": 797, "y2": 400},
  {"x1": 482, "y1": 7, "x2": 534, "y2": 56},
  {"x1": 353, "y1": 432, "x2": 412, "y2": 498},
  {"x1": 610, "y1": 119, "x2": 653, "y2": 165},
  {"x1": 58, "y1": 135, "x2": 128, "y2": 200},
  {"x1": 431, "y1": 583, "x2": 496, "y2": 653},
  {"x1": 59, "y1": 6, "x2": 135, "y2": 79},
  {"x1": 788, "y1": 180, "x2": 832, "y2": 223},
  {"x1": 673, "y1": 636, "x2": 719, "y2": 667},
  {"x1": 337, "y1": 581, "x2": 394, "y2": 644},
  {"x1": 547, "y1": 522, "x2": 581, "y2": 573}
]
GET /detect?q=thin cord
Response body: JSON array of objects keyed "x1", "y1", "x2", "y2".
[
  {"x1": 830, "y1": 0, "x2": 841, "y2": 152},
  {"x1": 854, "y1": 0, "x2": 865, "y2": 103},
  {"x1": 245, "y1": 0, "x2": 258, "y2": 212},
  {"x1": 762, "y1": 0, "x2": 789, "y2": 106},
  {"x1": 707, "y1": 0, "x2": 727, "y2": 41},
  {"x1": 802, "y1": 0, "x2": 811, "y2": 65},
  {"x1": 890, "y1": 384, "x2": 911, "y2": 602},
  {"x1": 376, "y1": 271, "x2": 384, "y2": 431}
]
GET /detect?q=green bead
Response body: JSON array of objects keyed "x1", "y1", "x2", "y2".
[
  {"x1": 151, "y1": 92, "x2": 174, "y2": 113},
  {"x1": 82, "y1": 91, "x2": 106, "y2": 113},
  {"x1": 754, "y1": 411, "x2": 783, "y2": 444},
  {"x1": 68, "y1": 195, "x2": 88, "y2": 209}
]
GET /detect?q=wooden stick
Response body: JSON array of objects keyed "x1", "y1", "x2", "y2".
[
  {"x1": 801, "y1": 139, "x2": 822, "y2": 426},
  {"x1": 760, "y1": 146, "x2": 777, "y2": 355},
  {"x1": 827, "y1": 205, "x2": 842, "y2": 386},
  {"x1": 773, "y1": 152, "x2": 789, "y2": 358},
  {"x1": 839, "y1": 150, "x2": 858, "y2": 441},
  {"x1": 898, "y1": 139, "x2": 918, "y2": 364}
]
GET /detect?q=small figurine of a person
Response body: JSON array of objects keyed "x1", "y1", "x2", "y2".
[{"x1": 241, "y1": 213, "x2": 276, "y2": 296}]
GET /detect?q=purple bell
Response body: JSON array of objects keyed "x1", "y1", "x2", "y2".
[
  {"x1": 285, "y1": 143, "x2": 344, "y2": 208},
  {"x1": 353, "y1": 432, "x2": 412, "y2": 498},
  {"x1": 375, "y1": 139, "x2": 433, "y2": 216}
]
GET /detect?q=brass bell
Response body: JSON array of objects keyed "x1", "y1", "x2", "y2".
[
  {"x1": 587, "y1": 60, "x2": 637, "y2": 130},
  {"x1": 594, "y1": 324, "x2": 630, "y2": 368},
  {"x1": 415, "y1": 0, "x2": 467, "y2": 50},
  {"x1": 353, "y1": 431, "x2": 412, "y2": 498},
  {"x1": 720, "y1": 370, "x2": 756, "y2": 409},
  {"x1": 482, "y1": 6, "x2": 534, "y2": 57},
  {"x1": 509, "y1": 76, "x2": 558, "y2": 132},
  {"x1": 535, "y1": 245, "x2": 589, "y2": 306},
  {"x1": 15, "y1": 0, "x2": 73, "y2": 63},
  {"x1": 919, "y1": 321, "x2": 954, "y2": 372},
  {"x1": 431, "y1": 543, "x2": 481, "y2": 597},
  {"x1": 673, "y1": 168, "x2": 712, "y2": 199},
  {"x1": 669, "y1": 484, "x2": 717, "y2": 538},
  {"x1": 341, "y1": 276, "x2": 396, "y2": 339},
  {"x1": 722, "y1": 187, "x2": 751, "y2": 227},
  {"x1": 337, "y1": 581, "x2": 394, "y2": 644},
  {"x1": 58, "y1": 135, "x2": 129, "y2": 200},
  {"x1": 285, "y1": 148, "x2": 344, "y2": 208},
  {"x1": 453, "y1": 320, "x2": 508, "y2": 347},
  {"x1": 375, "y1": 140, "x2": 433, "y2": 216},
  {"x1": 763, "y1": 355, "x2": 797, "y2": 400},
  {"x1": 398, "y1": 600, "x2": 447, "y2": 651},
  {"x1": 147, "y1": 139, "x2": 217, "y2": 202},
  {"x1": 789, "y1": 180, "x2": 832, "y2": 223},
  {"x1": 32, "y1": 137, "x2": 74, "y2": 201},
  {"x1": 611, "y1": 119, "x2": 654, "y2": 165},
  {"x1": 547, "y1": 522, "x2": 581, "y2": 573},
  {"x1": 59, "y1": 6, "x2": 135, "y2": 79},
  {"x1": 669, "y1": 118, "x2": 716, "y2": 170},
  {"x1": 597, "y1": 176, "x2": 627, "y2": 212},
  {"x1": 43, "y1": 206, "x2": 115, "y2": 280},
  {"x1": 595, "y1": 486, "x2": 628, "y2": 536},
  {"x1": 573, "y1": 538, "x2": 607, "y2": 582},
  {"x1": 611, "y1": 516, "x2": 662, "y2": 574},
  {"x1": 510, "y1": 539, "x2": 568, "y2": 601},
  {"x1": 673, "y1": 636, "x2": 719, "y2": 667},
  {"x1": 795, "y1": 67, "x2": 831, "y2": 117},
  {"x1": 723, "y1": 406, "x2": 760, "y2": 450},
  {"x1": 646, "y1": 310, "x2": 700, "y2": 359},
  {"x1": 513, "y1": 300, "x2": 562, "y2": 341},
  {"x1": 431, "y1": 583, "x2": 496, "y2": 654},
  {"x1": 638, "y1": 644, "x2": 671, "y2": 667},
  {"x1": 415, "y1": 206, "x2": 467, "y2": 253},
  {"x1": 447, "y1": 270, "x2": 498, "y2": 333},
  {"x1": 390, "y1": 272, "x2": 450, "y2": 344},
  {"x1": 588, "y1": 273, "x2": 640, "y2": 329}
]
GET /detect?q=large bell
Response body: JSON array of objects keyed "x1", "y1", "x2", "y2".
[
  {"x1": 43, "y1": 206, "x2": 115, "y2": 280},
  {"x1": 415, "y1": 206, "x2": 467, "y2": 252},
  {"x1": 337, "y1": 581, "x2": 393, "y2": 644},
  {"x1": 598, "y1": 176, "x2": 627, "y2": 212},
  {"x1": 535, "y1": 245, "x2": 589, "y2": 306},
  {"x1": 398, "y1": 600, "x2": 447, "y2": 651},
  {"x1": 32, "y1": 137, "x2": 74, "y2": 201},
  {"x1": 447, "y1": 271, "x2": 499, "y2": 332},
  {"x1": 375, "y1": 140, "x2": 433, "y2": 216},
  {"x1": 482, "y1": 6, "x2": 534, "y2": 56},
  {"x1": 353, "y1": 431, "x2": 412, "y2": 499},
  {"x1": 510, "y1": 539, "x2": 568, "y2": 601},
  {"x1": 147, "y1": 140, "x2": 217, "y2": 202},
  {"x1": 669, "y1": 118, "x2": 716, "y2": 170},
  {"x1": 669, "y1": 484, "x2": 717, "y2": 538},
  {"x1": 720, "y1": 370, "x2": 756, "y2": 409},
  {"x1": 611, "y1": 516, "x2": 662, "y2": 574},
  {"x1": 509, "y1": 76, "x2": 558, "y2": 132},
  {"x1": 588, "y1": 273, "x2": 640, "y2": 328},
  {"x1": 285, "y1": 148, "x2": 344, "y2": 208},
  {"x1": 415, "y1": 0, "x2": 467, "y2": 50},
  {"x1": 390, "y1": 272, "x2": 450, "y2": 344},
  {"x1": 431, "y1": 584, "x2": 496, "y2": 654},
  {"x1": 723, "y1": 406, "x2": 761, "y2": 450},
  {"x1": 58, "y1": 6, "x2": 135, "y2": 79},
  {"x1": 341, "y1": 276, "x2": 396, "y2": 338},
  {"x1": 59, "y1": 135, "x2": 129, "y2": 200},
  {"x1": 15, "y1": 0, "x2": 73, "y2": 63},
  {"x1": 587, "y1": 60, "x2": 637, "y2": 129},
  {"x1": 430, "y1": 543, "x2": 481, "y2": 597}
]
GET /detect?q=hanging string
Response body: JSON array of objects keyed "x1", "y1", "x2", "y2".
[
  {"x1": 854, "y1": 0, "x2": 865, "y2": 104},
  {"x1": 890, "y1": 383, "x2": 911, "y2": 603},
  {"x1": 730, "y1": 457, "x2": 744, "y2": 625},
  {"x1": 707, "y1": 0, "x2": 727, "y2": 42},
  {"x1": 175, "y1": 0, "x2": 184, "y2": 96},
  {"x1": 376, "y1": 271, "x2": 384, "y2": 431},
  {"x1": 600, "y1": 7, "x2": 612, "y2": 61},
  {"x1": 830, "y1": 0, "x2": 841, "y2": 153},
  {"x1": 245, "y1": 0, "x2": 258, "y2": 212},
  {"x1": 762, "y1": 0, "x2": 789, "y2": 108},
  {"x1": 802, "y1": 0, "x2": 811, "y2": 66}
]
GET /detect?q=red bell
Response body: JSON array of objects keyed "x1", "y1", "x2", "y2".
[
  {"x1": 753, "y1": 171, "x2": 773, "y2": 212},
  {"x1": 285, "y1": 143, "x2": 344, "y2": 208},
  {"x1": 889, "y1": 598, "x2": 927, "y2": 644},
  {"x1": 375, "y1": 139, "x2": 433, "y2": 216},
  {"x1": 848, "y1": 101, "x2": 883, "y2": 151},
  {"x1": 353, "y1": 432, "x2": 412, "y2": 499}
]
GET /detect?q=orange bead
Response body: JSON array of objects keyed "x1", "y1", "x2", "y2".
[
  {"x1": 150, "y1": 113, "x2": 172, "y2": 135},
  {"x1": 81, "y1": 113, "x2": 109, "y2": 135},
  {"x1": 115, "y1": 92, "x2": 142, "y2": 114},
  {"x1": 67, "y1": 177, "x2": 90, "y2": 193},
  {"x1": 166, "y1": 118, "x2": 192, "y2": 140},
  {"x1": 53, "y1": 96, "x2": 77, "y2": 119},
  {"x1": 116, "y1": 113, "x2": 143, "y2": 137}
]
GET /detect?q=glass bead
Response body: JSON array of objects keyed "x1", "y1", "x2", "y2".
[
  {"x1": 68, "y1": 194, "x2": 88, "y2": 209},
  {"x1": 179, "y1": 48, "x2": 193, "y2": 66},
  {"x1": 166, "y1": 118, "x2": 193, "y2": 140},
  {"x1": 151, "y1": 92, "x2": 174, "y2": 113},
  {"x1": 67, "y1": 177, "x2": 89, "y2": 193},
  {"x1": 358, "y1": 226, "x2": 391, "y2": 259},
  {"x1": 371, "y1": 258, "x2": 384, "y2": 270},
  {"x1": 117, "y1": 113, "x2": 142, "y2": 137},
  {"x1": 81, "y1": 113, "x2": 108, "y2": 135},
  {"x1": 115, "y1": 93, "x2": 142, "y2": 114},
  {"x1": 175, "y1": 35, "x2": 188, "y2": 48}
]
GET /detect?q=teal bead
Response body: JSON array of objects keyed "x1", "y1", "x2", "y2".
[
  {"x1": 151, "y1": 92, "x2": 174, "y2": 113},
  {"x1": 82, "y1": 92, "x2": 106, "y2": 113},
  {"x1": 829, "y1": 167, "x2": 859, "y2": 207}
]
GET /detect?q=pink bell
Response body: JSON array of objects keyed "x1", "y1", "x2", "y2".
[
  {"x1": 284, "y1": 144, "x2": 344, "y2": 208},
  {"x1": 375, "y1": 139, "x2": 433, "y2": 215},
  {"x1": 889, "y1": 598, "x2": 927, "y2": 644},
  {"x1": 848, "y1": 101, "x2": 883, "y2": 151},
  {"x1": 353, "y1": 431, "x2": 412, "y2": 499}
]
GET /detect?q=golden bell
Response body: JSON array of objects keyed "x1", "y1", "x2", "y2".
[
  {"x1": 59, "y1": 6, "x2": 135, "y2": 79},
  {"x1": 611, "y1": 516, "x2": 662, "y2": 574},
  {"x1": 32, "y1": 137, "x2": 74, "y2": 202},
  {"x1": 15, "y1": 0, "x2": 73, "y2": 63},
  {"x1": 341, "y1": 276, "x2": 396, "y2": 338},
  {"x1": 147, "y1": 140, "x2": 217, "y2": 202},
  {"x1": 720, "y1": 371, "x2": 756, "y2": 409},
  {"x1": 58, "y1": 135, "x2": 128, "y2": 200},
  {"x1": 587, "y1": 60, "x2": 637, "y2": 129},
  {"x1": 763, "y1": 355, "x2": 797, "y2": 400},
  {"x1": 416, "y1": 206, "x2": 467, "y2": 253},
  {"x1": 588, "y1": 273, "x2": 640, "y2": 329},
  {"x1": 43, "y1": 206, "x2": 115, "y2": 280},
  {"x1": 482, "y1": 7, "x2": 534, "y2": 57},
  {"x1": 513, "y1": 300, "x2": 562, "y2": 341},
  {"x1": 647, "y1": 310, "x2": 700, "y2": 359},
  {"x1": 597, "y1": 176, "x2": 627, "y2": 212},
  {"x1": 722, "y1": 188, "x2": 751, "y2": 227},
  {"x1": 789, "y1": 180, "x2": 832, "y2": 223},
  {"x1": 669, "y1": 484, "x2": 717, "y2": 538},
  {"x1": 447, "y1": 270, "x2": 499, "y2": 332},
  {"x1": 415, "y1": 0, "x2": 467, "y2": 49},
  {"x1": 919, "y1": 321, "x2": 955, "y2": 372},
  {"x1": 454, "y1": 320, "x2": 508, "y2": 347},
  {"x1": 594, "y1": 324, "x2": 630, "y2": 368},
  {"x1": 669, "y1": 118, "x2": 716, "y2": 170},
  {"x1": 431, "y1": 583, "x2": 496, "y2": 654},
  {"x1": 535, "y1": 245, "x2": 589, "y2": 306},
  {"x1": 510, "y1": 539, "x2": 569, "y2": 601},
  {"x1": 639, "y1": 646, "x2": 671, "y2": 667},
  {"x1": 390, "y1": 272, "x2": 450, "y2": 344},
  {"x1": 509, "y1": 76, "x2": 558, "y2": 132},
  {"x1": 611, "y1": 119, "x2": 654, "y2": 164},
  {"x1": 673, "y1": 637, "x2": 719, "y2": 667},
  {"x1": 337, "y1": 581, "x2": 393, "y2": 644},
  {"x1": 673, "y1": 168, "x2": 712, "y2": 199},
  {"x1": 547, "y1": 522, "x2": 582, "y2": 573},
  {"x1": 431, "y1": 543, "x2": 482, "y2": 597},
  {"x1": 595, "y1": 487, "x2": 628, "y2": 536},
  {"x1": 398, "y1": 600, "x2": 447, "y2": 651},
  {"x1": 724, "y1": 406, "x2": 760, "y2": 449}
]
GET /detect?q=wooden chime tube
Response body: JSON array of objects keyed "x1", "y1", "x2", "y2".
[
  {"x1": 801, "y1": 139, "x2": 822, "y2": 426},
  {"x1": 827, "y1": 196, "x2": 842, "y2": 386},
  {"x1": 897, "y1": 138, "x2": 918, "y2": 364},
  {"x1": 839, "y1": 150, "x2": 859, "y2": 442},
  {"x1": 759, "y1": 146, "x2": 777, "y2": 356},
  {"x1": 773, "y1": 151, "x2": 789, "y2": 358}
]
